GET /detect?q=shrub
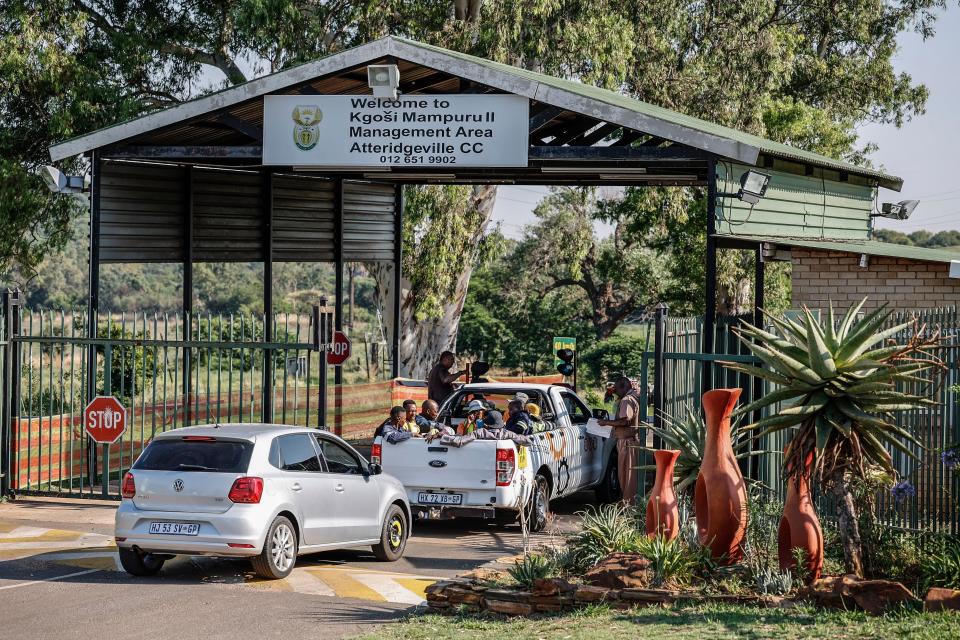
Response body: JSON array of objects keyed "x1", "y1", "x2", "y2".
[
  {"x1": 754, "y1": 566, "x2": 794, "y2": 596},
  {"x1": 635, "y1": 534, "x2": 697, "y2": 587},
  {"x1": 920, "y1": 538, "x2": 960, "y2": 592},
  {"x1": 508, "y1": 554, "x2": 555, "y2": 589},
  {"x1": 567, "y1": 503, "x2": 644, "y2": 570}
]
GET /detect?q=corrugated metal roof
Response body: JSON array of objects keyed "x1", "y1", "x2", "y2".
[
  {"x1": 393, "y1": 38, "x2": 901, "y2": 190},
  {"x1": 720, "y1": 233, "x2": 960, "y2": 265},
  {"x1": 49, "y1": 36, "x2": 903, "y2": 190}
]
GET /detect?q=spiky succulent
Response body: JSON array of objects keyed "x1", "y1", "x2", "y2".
[
  {"x1": 643, "y1": 404, "x2": 765, "y2": 494},
  {"x1": 723, "y1": 298, "x2": 943, "y2": 481}
]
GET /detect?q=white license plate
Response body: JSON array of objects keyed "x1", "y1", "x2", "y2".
[
  {"x1": 149, "y1": 521, "x2": 200, "y2": 536},
  {"x1": 418, "y1": 492, "x2": 463, "y2": 505}
]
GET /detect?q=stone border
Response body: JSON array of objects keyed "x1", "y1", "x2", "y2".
[{"x1": 425, "y1": 578, "x2": 794, "y2": 616}]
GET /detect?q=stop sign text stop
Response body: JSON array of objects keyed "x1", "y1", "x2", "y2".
[
  {"x1": 326, "y1": 330, "x2": 351, "y2": 366},
  {"x1": 84, "y1": 396, "x2": 127, "y2": 444}
]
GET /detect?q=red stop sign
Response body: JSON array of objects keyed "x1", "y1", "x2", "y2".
[
  {"x1": 326, "y1": 330, "x2": 352, "y2": 366},
  {"x1": 84, "y1": 396, "x2": 127, "y2": 444}
]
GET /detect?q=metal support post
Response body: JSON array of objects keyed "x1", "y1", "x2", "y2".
[
  {"x1": 182, "y1": 166, "x2": 194, "y2": 426},
  {"x1": 750, "y1": 245, "x2": 766, "y2": 480},
  {"x1": 392, "y1": 186, "x2": 403, "y2": 379},
  {"x1": 318, "y1": 297, "x2": 330, "y2": 429},
  {"x1": 262, "y1": 170, "x2": 275, "y2": 423},
  {"x1": 1, "y1": 289, "x2": 22, "y2": 496},
  {"x1": 333, "y1": 179, "x2": 343, "y2": 435},
  {"x1": 703, "y1": 158, "x2": 718, "y2": 396},
  {"x1": 86, "y1": 151, "x2": 101, "y2": 490},
  {"x1": 652, "y1": 303, "x2": 668, "y2": 445}
]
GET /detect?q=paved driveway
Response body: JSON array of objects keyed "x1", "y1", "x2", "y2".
[{"x1": 0, "y1": 493, "x2": 590, "y2": 639}]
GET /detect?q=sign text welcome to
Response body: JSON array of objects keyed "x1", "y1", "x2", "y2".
[{"x1": 263, "y1": 94, "x2": 529, "y2": 168}]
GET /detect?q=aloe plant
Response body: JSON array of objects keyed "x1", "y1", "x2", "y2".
[
  {"x1": 642, "y1": 404, "x2": 766, "y2": 494},
  {"x1": 723, "y1": 298, "x2": 943, "y2": 577}
]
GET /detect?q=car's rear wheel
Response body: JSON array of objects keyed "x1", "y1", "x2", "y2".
[
  {"x1": 595, "y1": 454, "x2": 621, "y2": 503},
  {"x1": 252, "y1": 516, "x2": 297, "y2": 579},
  {"x1": 372, "y1": 504, "x2": 407, "y2": 561},
  {"x1": 525, "y1": 474, "x2": 550, "y2": 533},
  {"x1": 118, "y1": 547, "x2": 166, "y2": 577}
]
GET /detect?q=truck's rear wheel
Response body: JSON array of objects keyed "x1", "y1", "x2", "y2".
[
  {"x1": 525, "y1": 474, "x2": 549, "y2": 533},
  {"x1": 595, "y1": 454, "x2": 621, "y2": 503}
]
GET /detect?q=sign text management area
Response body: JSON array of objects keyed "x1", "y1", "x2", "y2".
[{"x1": 263, "y1": 94, "x2": 529, "y2": 167}]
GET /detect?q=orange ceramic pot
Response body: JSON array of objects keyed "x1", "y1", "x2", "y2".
[
  {"x1": 646, "y1": 449, "x2": 681, "y2": 540},
  {"x1": 694, "y1": 388, "x2": 747, "y2": 564},
  {"x1": 778, "y1": 451, "x2": 823, "y2": 582}
]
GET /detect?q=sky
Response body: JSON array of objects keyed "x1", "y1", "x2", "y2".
[{"x1": 492, "y1": 7, "x2": 960, "y2": 238}]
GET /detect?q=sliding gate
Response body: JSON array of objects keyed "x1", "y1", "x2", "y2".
[{"x1": 1, "y1": 292, "x2": 333, "y2": 499}]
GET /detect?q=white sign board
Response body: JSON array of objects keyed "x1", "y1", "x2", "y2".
[{"x1": 263, "y1": 94, "x2": 529, "y2": 168}]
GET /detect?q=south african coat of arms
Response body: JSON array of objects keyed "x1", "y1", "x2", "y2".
[{"x1": 291, "y1": 105, "x2": 322, "y2": 151}]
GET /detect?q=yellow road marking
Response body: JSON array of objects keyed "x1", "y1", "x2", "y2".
[
  {"x1": 306, "y1": 569, "x2": 385, "y2": 602},
  {"x1": 394, "y1": 577, "x2": 433, "y2": 599}
]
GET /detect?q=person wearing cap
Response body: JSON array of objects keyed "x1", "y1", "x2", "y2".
[{"x1": 457, "y1": 399, "x2": 486, "y2": 435}]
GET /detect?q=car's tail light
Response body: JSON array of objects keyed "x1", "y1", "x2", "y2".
[
  {"x1": 496, "y1": 448, "x2": 515, "y2": 486},
  {"x1": 183, "y1": 436, "x2": 216, "y2": 441},
  {"x1": 228, "y1": 477, "x2": 264, "y2": 503},
  {"x1": 121, "y1": 472, "x2": 136, "y2": 498},
  {"x1": 371, "y1": 443, "x2": 382, "y2": 465},
  {"x1": 115, "y1": 537, "x2": 127, "y2": 542}
]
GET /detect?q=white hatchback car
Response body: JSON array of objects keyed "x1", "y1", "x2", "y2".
[{"x1": 115, "y1": 424, "x2": 410, "y2": 579}]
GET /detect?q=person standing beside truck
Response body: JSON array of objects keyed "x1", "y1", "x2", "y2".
[
  {"x1": 596, "y1": 376, "x2": 642, "y2": 506},
  {"x1": 428, "y1": 351, "x2": 466, "y2": 404}
]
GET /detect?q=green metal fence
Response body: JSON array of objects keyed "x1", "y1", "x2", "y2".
[
  {"x1": 643, "y1": 307, "x2": 960, "y2": 536},
  {"x1": 2, "y1": 303, "x2": 333, "y2": 498}
]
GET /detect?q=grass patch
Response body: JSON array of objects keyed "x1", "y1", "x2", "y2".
[{"x1": 355, "y1": 603, "x2": 960, "y2": 640}]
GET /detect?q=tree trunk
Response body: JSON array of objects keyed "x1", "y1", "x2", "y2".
[
  {"x1": 828, "y1": 469, "x2": 864, "y2": 578},
  {"x1": 369, "y1": 185, "x2": 497, "y2": 380}
]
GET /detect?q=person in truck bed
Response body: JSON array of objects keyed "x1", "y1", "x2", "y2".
[
  {"x1": 414, "y1": 399, "x2": 444, "y2": 435},
  {"x1": 428, "y1": 410, "x2": 531, "y2": 448},
  {"x1": 377, "y1": 406, "x2": 417, "y2": 444},
  {"x1": 525, "y1": 402, "x2": 548, "y2": 433},
  {"x1": 457, "y1": 399, "x2": 486, "y2": 435},
  {"x1": 505, "y1": 399, "x2": 533, "y2": 435}
]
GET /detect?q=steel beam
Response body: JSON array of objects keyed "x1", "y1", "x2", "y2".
[{"x1": 703, "y1": 158, "x2": 718, "y2": 396}]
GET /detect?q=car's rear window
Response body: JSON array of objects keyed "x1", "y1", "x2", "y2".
[{"x1": 133, "y1": 439, "x2": 254, "y2": 473}]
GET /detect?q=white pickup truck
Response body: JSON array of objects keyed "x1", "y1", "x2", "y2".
[{"x1": 372, "y1": 383, "x2": 620, "y2": 531}]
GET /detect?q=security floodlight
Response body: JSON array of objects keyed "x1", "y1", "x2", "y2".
[
  {"x1": 40, "y1": 165, "x2": 87, "y2": 194},
  {"x1": 876, "y1": 200, "x2": 919, "y2": 221},
  {"x1": 367, "y1": 64, "x2": 400, "y2": 99},
  {"x1": 718, "y1": 169, "x2": 771, "y2": 205}
]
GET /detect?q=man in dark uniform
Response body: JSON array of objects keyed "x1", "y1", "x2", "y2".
[{"x1": 427, "y1": 351, "x2": 465, "y2": 404}]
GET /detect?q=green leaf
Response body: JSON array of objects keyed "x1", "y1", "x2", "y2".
[
  {"x1": 732, "y1": 386, "x2": 811, "y2": 417},
  {"x1": 804, "y1": 307, "x2": 837, "y2": 378},
  {"x1": 837, "y1": 298, "x2": 868, "y2": 341}
]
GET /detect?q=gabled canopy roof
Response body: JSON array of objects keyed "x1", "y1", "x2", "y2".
[{"x1": 49, "y1": 36, "x2": 902, "y2": 191}]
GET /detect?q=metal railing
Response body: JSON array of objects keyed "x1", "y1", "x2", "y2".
[{"x1": 3, "y1": 300, "x2": 334, "y2": 498}]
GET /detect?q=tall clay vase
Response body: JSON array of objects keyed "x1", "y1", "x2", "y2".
[
  {"x1": 694, "y1": 388, "x2": 747, "y2": 564},
  {"x1": 646, "y1": 449, "x2": 681, "y2": 540},
  {"x1": 778, "y1": 452, "x2": 824, "y2": 582}
]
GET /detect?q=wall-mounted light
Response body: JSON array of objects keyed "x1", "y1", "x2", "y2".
[
  {"x1": 859, "y1": 254, "x2": 869, "y2": 269},
  {"x1": 873, "y1": 200, "x2": 919, "y2": 221},
  {"x1": 367, "y1": 64, "x2": 400, "y2": 99},
  {"x1": 40, "y1": 166, "x2": 88, "y2": 194},
  {"x1": 719, "y1": 169, "x2": 771, "y2": 205}
]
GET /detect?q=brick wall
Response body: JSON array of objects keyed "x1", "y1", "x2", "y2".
[{"x1": 790, "y1": 249, "x2": 960, "y2": 312}]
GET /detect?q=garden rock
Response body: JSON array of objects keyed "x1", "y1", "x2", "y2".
[
  {"x1": 583, "y1": 553, "x2": 652, "y2": 589},
  {"x1": 924, "y1": 587, "x2": 960, "y2": 613},
  {"x1": 531, "y1": 577, "x2": 576, "y2": 596},
  {"x1": 483, "y1": 599, "x2": 533, "y2": 616},
  {"x1": 806, "y1": 575, "x2": 919, "y2": 614},
  {"x1": 574, "y1": 585, "x2": 612, "y2": 603}
]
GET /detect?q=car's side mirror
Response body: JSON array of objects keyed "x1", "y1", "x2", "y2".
[
  {"x1": 592, "y1": 408, "x2": 610, "y2": 420},
  {"x1": 368, "y1": 463, "x2": 383, "y2": 475}
]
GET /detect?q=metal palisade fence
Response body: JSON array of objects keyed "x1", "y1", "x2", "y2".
[
  {"x1": 0, "y1": 294, "x2": 334, "y2": 498},
  {"x1": 643, "y1": 307, "x2": 959, "y2": 536}
]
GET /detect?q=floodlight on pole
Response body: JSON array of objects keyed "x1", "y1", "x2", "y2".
[
  {"x1": 40, "y1": 165, "x2": 88, "y2": 194},
  {"x1": 367, "y1": 64, "x2": 400, "y2": 99},
  {"x1": 718, "y1": 169, "x2": 772, "y2": 205}
]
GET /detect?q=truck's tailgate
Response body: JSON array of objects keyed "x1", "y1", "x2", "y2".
[{"x1": 380, "y1": 438, "x2": 499, "y2": 490}]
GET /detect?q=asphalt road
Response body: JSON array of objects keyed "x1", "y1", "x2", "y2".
[{"x1": 0, "y1": 492, "x2": 591, "y2": 640}]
